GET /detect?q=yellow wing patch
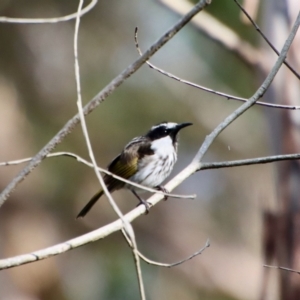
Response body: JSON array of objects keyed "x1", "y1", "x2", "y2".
[{"x1": 104, "y1": 155, "x2": 138, "y2": 191}]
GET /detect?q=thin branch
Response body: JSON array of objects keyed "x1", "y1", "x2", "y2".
[
  {"x1": 264, "y1": 265, "x2": 300, "y2": 275},
  {"x1": 158, "y1": 0, "x2": 264, "y2": 69},
  {"x1": 0, "y1": 152, "x2": 195, "y2": 200},
  {"x1": 3, "y1": 151, "x2": 300, "y2": 193},
  {"x1": 1, "y1": 3, "x2": 298, "y2": 273},
  {"x1": 129, "y1": 228, "x2": 146, "y2": 300},
  {"x1": 0, "y1": 0, "x2": 97, "y2": 24},
  {"x1": 233, "y1": 0, "x2": 300, "y2": 80},
  {"x1": 199, "y1": 153, "x2": 300, "y2": 170},
  {"x1": 73, "y1": 0, "x2": 125, "y2": 225},
  {"x1": 73, "y1": 2, "x2": 145, "y2": 298},
  {"x1": 0, "y1": 0, "x2": 211, "y2": 208},
  {"x1": 0, "y1": 161, "x2": 200, "y2": 271},
  {"x1": 193, "y1": 11, "x2": 300, "y2": 164},
  {"x1": 134, "y1": 28, "x2": 300, "y2": 110},
  {"x1": 123, "y1": 229, "x2": 210, "y2": 267}
]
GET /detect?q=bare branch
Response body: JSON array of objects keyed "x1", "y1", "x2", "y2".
[
  {"x1": 135, "y1": 29, "x2": 300, "y2": 110},
  {"x1": 1, "y1": 3, "x2": 298, "y2": 276},
  {"x1": 0, "y1": 0, "x2": 211, "y2": 208},
  {"x1": 123, "y1": 230, "x2": 210, "y2": 267},
  {"x1": 193, "y1": 11, "x2": 300, "y2": 164},
  {"x1": 233, "y1": 0, "x2": 300, "y2": 80},
  {"x1": 0, "y1": 0, "x2": 97, "y2": 24},
  {"x1": 0, "y1": 152, "x2": 195, "y2": 200},
  {"x1": 0, "y1": 162, "x2": 199, "y2": 271},
  {"x1": 264, "y1": 265, "x2": 300, "y2": 275},
  {"x1": 200, "y1": 153, "x2": 300, "y2": 170},
  {"x1": 73, "y1": 3, "x2": 146, "y2": 298}
]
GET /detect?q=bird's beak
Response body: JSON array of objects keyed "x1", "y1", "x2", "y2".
[
  {"x1": 175, "y1": 122, "x2": 193, "y2": 132},
  {"x1": 171, "y1": 122, "x2": 193, "y2": 137}
]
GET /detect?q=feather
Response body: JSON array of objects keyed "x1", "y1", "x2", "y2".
[{"x1": 76, "y1": 151, "x2": 140, "y2": 219}]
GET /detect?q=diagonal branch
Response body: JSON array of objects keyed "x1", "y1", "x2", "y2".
[
  {"x1": 0, "y1": 153, "x2": 196, "y2": 199},
  {"x1": 0, "y1": 10, "x2": 299, "y2": 270},
  {"x1": 0, "y1": 0, "x2": 211, "y2": 208},
  {"x1": 233, "y1": 0, "x2": 300, "y2": 80},
  {"x1": 194, "y1": 11, "x2": 300, "y2": 164},
  {"x1": 134, "y1": 28, "x2": 300, "y2": 110}
]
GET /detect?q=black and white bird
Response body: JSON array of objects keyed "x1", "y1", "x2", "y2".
[{"x1": 77, "y1": 121, "x2": 192, "y2": 218}]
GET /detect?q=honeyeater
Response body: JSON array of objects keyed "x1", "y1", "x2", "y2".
[{"x1": 77, "y1": 121, "x2": 192, "y2": 218}]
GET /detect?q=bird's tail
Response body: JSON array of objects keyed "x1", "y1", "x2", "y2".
[{"x1": 76, "y1": 189, "x2": 104, "y2": 219}]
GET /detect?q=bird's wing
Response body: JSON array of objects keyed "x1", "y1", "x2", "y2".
[
  {"x1": 105, "y1": 153, "x2": 138, "y2": 190},
  {"x1": 105, "y1": 136, "x2": 153, "y2": 189}
]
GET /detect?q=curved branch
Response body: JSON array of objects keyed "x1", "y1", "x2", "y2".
[
  {"x1": 0, "y1": 0, "x2": 211, "y2": 208},
  {"x1": 193, "y1": 11, "x2": 300, "y2": 163},
  {"x1": 0, "y1": 161, "x2": 199, "y2": 270},
  {"x1": 123, "y1": 229, "x2": 210, "y2": 268},
  {"x1": 134, "y1": 29, "x2": 300, "y2": 110},
  {"x1": 0, "y1": 152, "x2": 195, "y2": 200},
  {"x1": 0, "y1": 0, "x2": 97, "y2": 24}
]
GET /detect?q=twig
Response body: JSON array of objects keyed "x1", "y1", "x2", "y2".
[
  {"x1": 1, "y1": 4, "x2": 298, "y2": 274},
  {"x1": 199, "y1": 153, "x2": 300, "y2": 170},
  {"x1": 0, "y1": 0, "x2": 211, "y2": 208},
  {"x1": 134, "y1": 28, "x2": 300, "y2": 110},
  {"x1": 0, "y1": 165, "x2": 200, "y2": 271},
  {"x1": 0, "y1": 152, "x2": 195, "y2": 200},
  {"x1": 193, "y1": 11, "x2": 300, "y2": 164},
  {"x1": 73, "y1": 2, "x2": 145, "y2": 298},
  {"x1": 3, "y1": 151, "x2": 300, "y2": 193},
  {"x1": 264, "y1": 265, "x2": 300, "y2": 275},
  {"x1": 0, "y1": 0, "x2": 97, "y2": 24},
  {"x1": 233, "y1": 0, "x2": 300, "y2": 80},
  {"x1": 123, "y1": 230, "x2": 210, "y2": 267}
]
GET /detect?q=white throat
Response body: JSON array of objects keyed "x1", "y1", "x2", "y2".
[{"x1": 151, "y1": 136, "x2": 174, "y2": 155}]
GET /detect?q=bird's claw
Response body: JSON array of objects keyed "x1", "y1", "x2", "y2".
[
  {"x1": 156, "y1": 185, "x2": 169, "y2": 200},
  {"x1": 136, "y1": 199, "x2": 151, "y2": 214}
]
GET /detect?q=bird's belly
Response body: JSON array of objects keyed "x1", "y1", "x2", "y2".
[{"x1": 126, "y1": 153, "x2": 176, "y2": 192}]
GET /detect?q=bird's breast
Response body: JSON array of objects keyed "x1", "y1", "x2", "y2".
[{"x1": 128, "y1": 137, "x2": 177, "y2": 190}]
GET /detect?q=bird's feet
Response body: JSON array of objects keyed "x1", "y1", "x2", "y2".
[
  {"x1": 156, "y1": 185, "x2": 169, "y2": 200},
  {"x1": 131, "y1": 189, "x2": 151, "y2": 214},
  {"x1": 137, "y1": 198, "x2": 151, "y2": 214}
]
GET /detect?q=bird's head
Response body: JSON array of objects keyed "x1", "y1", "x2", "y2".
[{"x1": 146, "y1": 122, "x2": 192, "y2": 145}]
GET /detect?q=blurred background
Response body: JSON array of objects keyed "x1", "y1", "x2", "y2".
[{"x1": 0, "y1": 0, "x2": 299, "y2": 299}]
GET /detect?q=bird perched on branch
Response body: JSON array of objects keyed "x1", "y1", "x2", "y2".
[{"x1": 77, "y1": 121, "x2": 192, "y2": 218}]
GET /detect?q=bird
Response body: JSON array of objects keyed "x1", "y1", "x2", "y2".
[{"x1": 76, "y1": 121, "x2": 192, "y2": 218}]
